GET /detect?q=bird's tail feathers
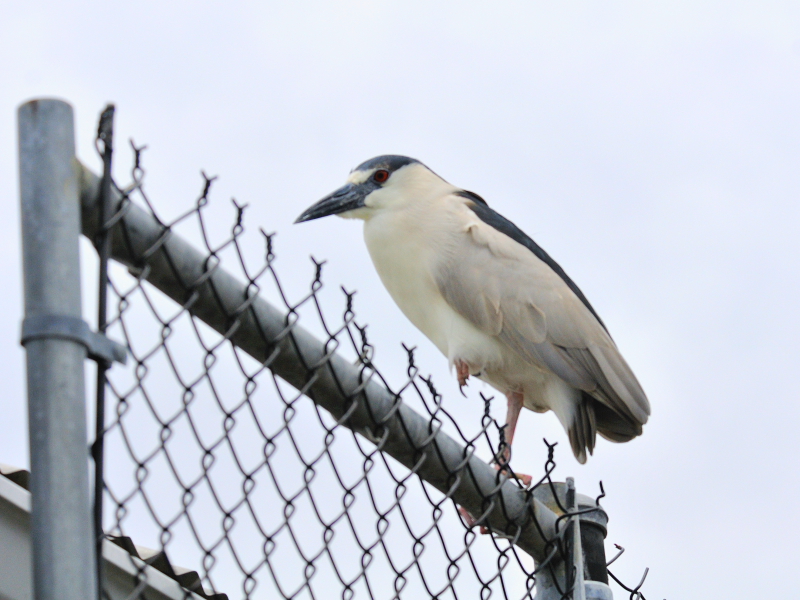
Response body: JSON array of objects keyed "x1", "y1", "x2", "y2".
[
  {"x1": 567, "y1": 395, "x2": 597, "y2": 464},
  {"x1": 593, "y1": 400, "x2": 643, "y2": 443},
  {"x1": 587, "y1": 343, "x2": 650, "y2": 424}
]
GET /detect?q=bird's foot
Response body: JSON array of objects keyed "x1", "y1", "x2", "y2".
[
  {"x1": 492, "y1": 442, "x2": 532, "y2": 486},
  {"x1": 458, "y1": 506, "x2": 490, "y2": 534},
  {"x1": 454, "y1": 359, "x2": 470, "y2": 396},
  {"x1": 492, "y1": 462, "x2": 533, "y2": 487}
]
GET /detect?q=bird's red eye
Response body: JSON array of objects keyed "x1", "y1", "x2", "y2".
[{"x1": 373, "y1": 169, "x2": 389, "y2": 183}]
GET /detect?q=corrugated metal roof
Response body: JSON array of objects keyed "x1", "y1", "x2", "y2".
[
  {"x1": 0, "y1": 464, "x2": 227, "y2": 600},
  {"x1": 0, "y1": 464, "x2": 29, "y2": 490}
]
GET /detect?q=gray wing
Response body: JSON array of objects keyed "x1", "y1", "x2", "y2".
[{"x1": 435, "y1": 200, "x2": 650, "y2": 438}]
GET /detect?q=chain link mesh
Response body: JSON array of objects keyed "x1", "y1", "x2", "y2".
[{"x1": 88, "y1": 111, "x2": 653, "y2": 600}]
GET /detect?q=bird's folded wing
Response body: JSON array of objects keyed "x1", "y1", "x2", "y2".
[{"x1": 435, "y1": 203, "x2": 650, "y2": 426}]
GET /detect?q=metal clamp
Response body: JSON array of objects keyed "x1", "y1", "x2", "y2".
[{"x1": 21, "y1": 314, "x2": 128, "y2": 365}]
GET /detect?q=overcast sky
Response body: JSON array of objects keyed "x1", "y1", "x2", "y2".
[{"x1": 3, "y1": 2, "x2": 800, "y2": 598}]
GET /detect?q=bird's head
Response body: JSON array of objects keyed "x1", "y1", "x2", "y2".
[{"x1": 295, "y1": 155, "x2": 451, "y2": 223}]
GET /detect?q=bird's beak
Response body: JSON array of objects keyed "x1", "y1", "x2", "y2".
[{"x1": 295, "y1": 182, "x2": 372, "y2": 223}]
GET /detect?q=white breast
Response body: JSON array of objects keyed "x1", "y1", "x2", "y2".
[{"x1": 362, "y1": 206, "x2": 508, "y2": 372}]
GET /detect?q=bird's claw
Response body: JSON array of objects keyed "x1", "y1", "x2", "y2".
[
  {"x1": 491, "y1": 462, "x2": 533, "y2": 487},
  {"x1": 493, "y1": 447, "x2": 533, "y2": 487},
  {"x1": 458, "y1": 506, "x2": 490, "y2": 534},
  {"x1": 455, "y1": 359, "x2": 470, "y2": 396}
]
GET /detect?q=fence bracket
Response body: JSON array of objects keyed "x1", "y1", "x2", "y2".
[{"x1": 21, "y1": 314, "x2": 128, "y2": 365}]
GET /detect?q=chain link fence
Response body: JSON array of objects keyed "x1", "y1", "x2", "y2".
[{"x1": 15, "y1": 99, "x2": 655, "y2": 600}]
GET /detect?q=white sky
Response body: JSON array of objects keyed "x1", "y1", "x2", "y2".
[{"x1": 3, "y1": 2, "x2": 800, "y2": 598}]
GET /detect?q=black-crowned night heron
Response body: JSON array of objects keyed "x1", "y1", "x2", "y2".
[{"x1": 296, "y1": 156, "x2": 650, "y2": 466}]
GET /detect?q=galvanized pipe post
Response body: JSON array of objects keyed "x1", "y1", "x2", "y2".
[
  {"x1": 18, "y1": 98, "x2": 97, "y2": 600},
  {"x1": 534, "y1": 481, "x2": 614, "y2": 600}
]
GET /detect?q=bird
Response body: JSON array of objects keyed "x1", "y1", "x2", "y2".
[{"x1": 295, "y1": 155, "x2": 650, "y2": 465}]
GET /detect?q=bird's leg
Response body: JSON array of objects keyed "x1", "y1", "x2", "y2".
[
  {"x1": 504, "y1": 391, "x2": 524, "y2": 448},
  {"x1": 493, "y1": 391, "x2": 532, "y2": 486},
  {"x1": 454, "y1": 359, "x2": 471, "y2": 396},
  {"x1": 458, "y1": 392, "x2": 530, "y2": 532}
]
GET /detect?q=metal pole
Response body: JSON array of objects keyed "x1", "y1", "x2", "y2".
[
  {"x1": 18, "y1": 99, "x2": 97, "y2": 600},
  {"x1": 567, "y1": 477, "x2": 587, "y2": 600},
  {"x1": 533, "y1": 482, "x2": 613, "y2": 600},
  {"x1": 92, "y1": 103, "x2": 115, "y2": 600}
]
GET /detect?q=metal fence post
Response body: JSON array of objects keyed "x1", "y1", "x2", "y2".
[
  {"x1": 534, "y1": 481, "x2": 614, "y2": 600},
  {"x1": 18, "y1": 98, "x2": 97, "y2": 600}
]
